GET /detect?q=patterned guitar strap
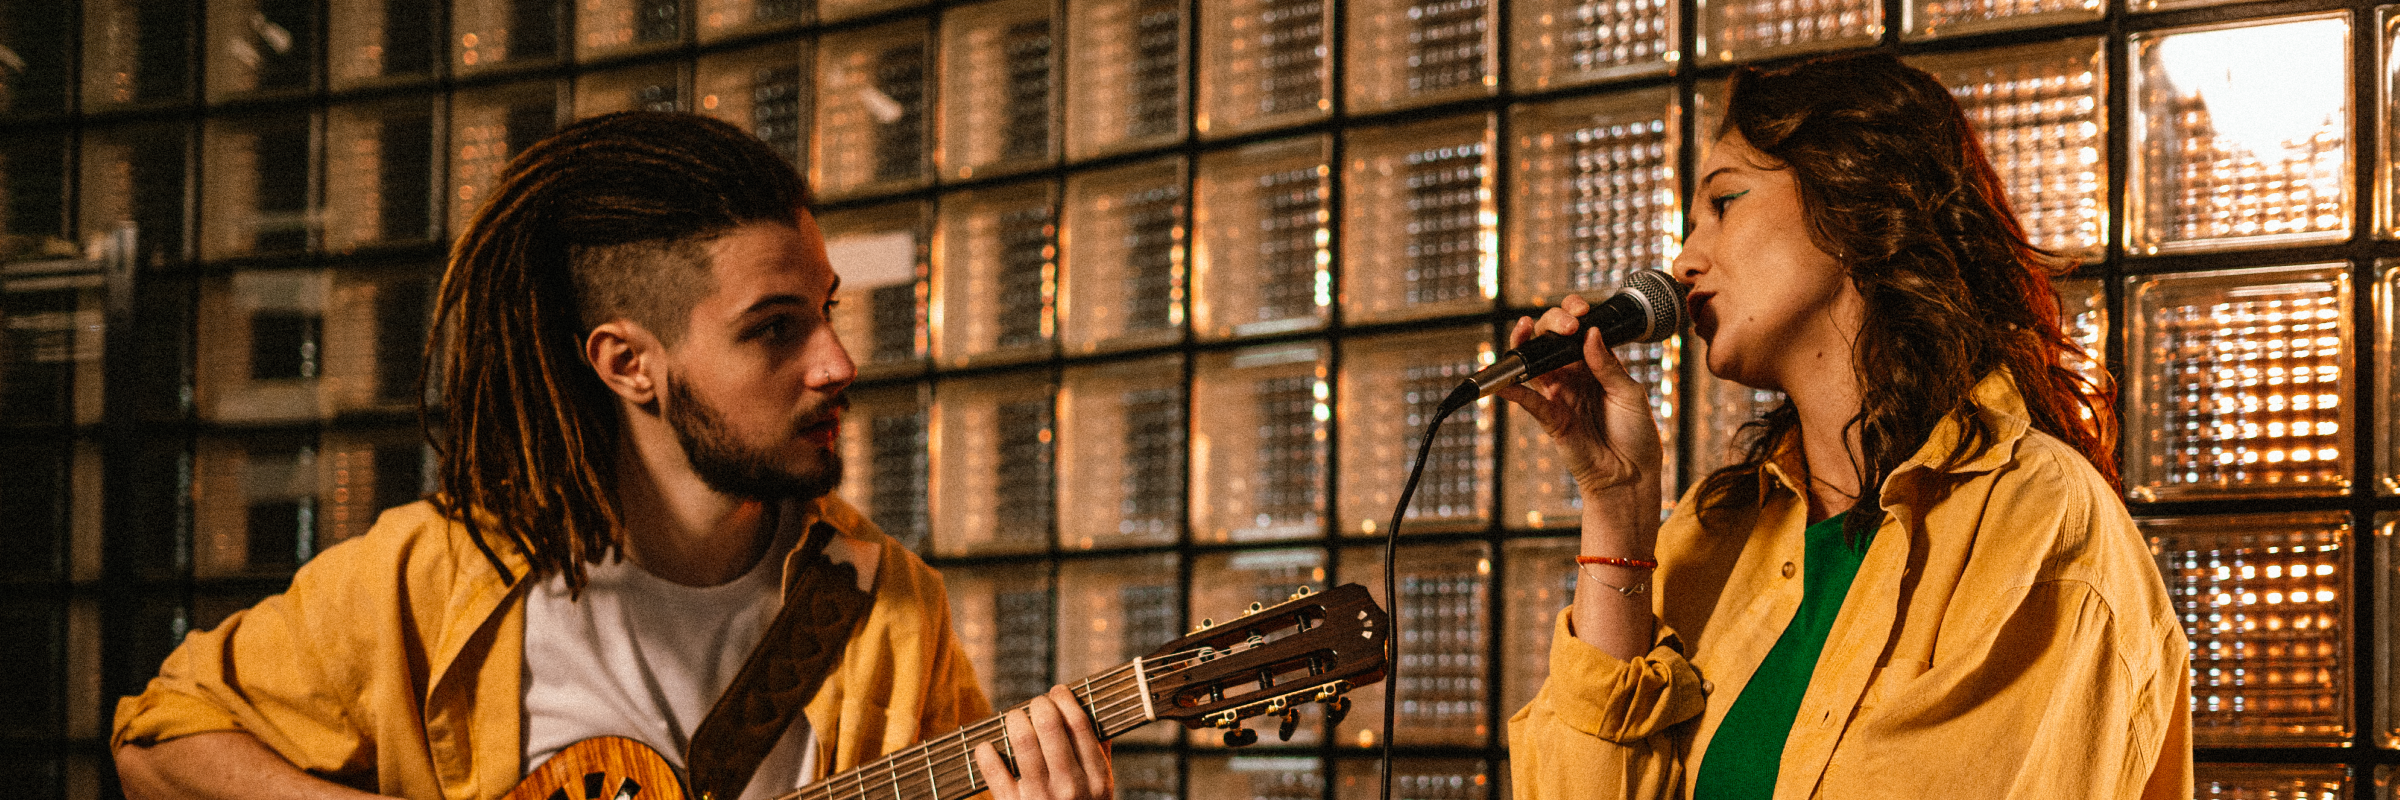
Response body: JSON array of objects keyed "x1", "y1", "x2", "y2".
[{"x1": 686, "y1": 520, "x2": 874, "y2": 800}]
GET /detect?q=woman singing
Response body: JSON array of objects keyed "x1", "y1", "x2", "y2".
[{"x1": 1501, "y1": 53, "x2": 2190, "y2": 800}]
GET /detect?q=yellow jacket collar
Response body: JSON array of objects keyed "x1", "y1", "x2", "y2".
[{"x1": 1755, "y1": 371, "x2": 2036, "y2": 497}]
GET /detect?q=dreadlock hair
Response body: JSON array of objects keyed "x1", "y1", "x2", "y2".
[
  {"x1": 1693, "y1": 52, "x2": 2120, "y2": 539},
  {"x1": 425, "y1": 111, "x2": 812, "y2": 592}
]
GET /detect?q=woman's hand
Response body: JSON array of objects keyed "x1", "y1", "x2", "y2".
[{"x1": 1494, "y1": 294, "x2": 1666, "y2": 501}]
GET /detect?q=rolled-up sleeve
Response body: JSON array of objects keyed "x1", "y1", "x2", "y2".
[
  {"x1": 1508, "y1": 608, "x2": 1707, "y2": 800},
  {"x1": 112, "y1": 554, "x2": 374, "y2": 780}
]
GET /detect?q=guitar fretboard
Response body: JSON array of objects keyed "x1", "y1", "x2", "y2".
[{"x1": 773, "y1": 661, "x2": 1155, "y2": 800}]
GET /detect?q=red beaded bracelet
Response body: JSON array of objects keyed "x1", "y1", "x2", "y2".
[{"x1": 1575, "y1": 555, "x2": 1659, "y2": 570}]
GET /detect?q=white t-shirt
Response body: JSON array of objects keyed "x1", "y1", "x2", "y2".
[{"x1": 522, "y1": 513, "x2": 817, "y2": 800}]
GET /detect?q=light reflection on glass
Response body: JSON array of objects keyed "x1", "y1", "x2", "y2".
[
  {"x1": 1912, "y1": 39, "x2": 2106, "y2": 259},
  {"x1": 2147, "y1": 512, "x2": 2351, "y2": 747},
  {"x1": 2131, "y1": 16, "x2": 2351, "y2": 254},
  {"x1": 1697, "y1": 0, "x2": 1880, "y2": 65},
  {"x1": 2127, "y1": 264, "x2": 2351, "y2": 500}
]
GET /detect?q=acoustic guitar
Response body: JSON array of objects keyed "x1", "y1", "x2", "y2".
[{"x1": 505, "y1": 582, "x2": 1392, "y2": 800}]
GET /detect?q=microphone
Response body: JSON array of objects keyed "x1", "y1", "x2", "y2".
[{"x1": 1438, "y1": 269, "x2": 1688, "y2": 414}]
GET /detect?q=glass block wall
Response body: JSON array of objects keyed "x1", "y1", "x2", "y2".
[{"x1": 5, "y1": 0, "x2": 2400, "y2": 796}]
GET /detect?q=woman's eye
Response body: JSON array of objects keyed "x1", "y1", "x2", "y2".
[{"x1": 1709, "y1": 189, "x2": 1750, "y2": 216}]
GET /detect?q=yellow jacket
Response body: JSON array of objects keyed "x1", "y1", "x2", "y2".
[
  {"x1": 1509, "y1": 375, "x2": 2192, "y2": 800},
  {"x1": 112, "y1": 496, "x2": 992, "y2": 799}
]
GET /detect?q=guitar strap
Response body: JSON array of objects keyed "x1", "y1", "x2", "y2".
[{"x1": 686, "y1": 520, "x2": 874, "y2": 800}]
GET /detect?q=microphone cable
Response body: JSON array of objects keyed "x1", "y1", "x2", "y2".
[{"x1": 1377, "y1": 381, "x2": 1482, "y2": 800}]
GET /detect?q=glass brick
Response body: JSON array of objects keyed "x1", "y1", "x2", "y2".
[
  {"x1": 2148, "y1": 511, "x2": 2351, "y2": 746},
  {"x1": 820, "y1": 202, "x2": 929, "y2": 378},
  {"x1": 1197, "y1": 0, "x2": 1330, "y2": 136},
  {"x1": 1342, "y1": 115, "x2": 1497, "y2": 324},
  {"x1": 202, "y1": 112, "x2": 321, "y2": 259},
  {"x1": 206, "y1": 0, "x2": 318, "y2": 101},
  {"x1": 1337, "y1": 327, "x2": 1493, "y2": 535},
  {"x1": 942, "y1": 0, "x2": 1058, "y2": 178},
  {"x1": 1193, "y1": 343, "x2": 1328, "y2": 542},
  {"x1": 1335, "y1": 758, "x2": 1488, "y2": 800},
  {"x1": 2195, "y1": 763, "x2": 2347, "y2": 798},
  {"x1": 935, "y1": 181, "x2": 1057, "y2": 367},
  {"x1": 2382, "y1": 8, "x2": 2400, "y2": 240},
  {"x1": 0, "y1": 599, "x2": 62, "y2": 737},
  {"x1": 1063, "y1": 158, "x2": 1187, "y2": 354},
  {"x1": 1189, "y1": 755, "x2": 1324, "y2": 800},
  {"x1": 2130, "y1": 15, "x2": 2352, "y2": 254},
  {"x1": 2124, "y1": 264, "x2": 2352, "y2": 501},
  {"x1": 814, "y1": 22, "x2": 932, "y2": 197},
  {"x1": 1347, "y1": 0, "x2": 1496, "y2": 114},
  {"x1": 2379, "y1": 513, "x2": 2400, "y2": 746},
  {"x1": 1188, "y1": 549, "x2": 1328, "y2": 746},
  {"x1": 1502, "y1": 537, "x2": 1578, "y2": 717},
  {"x1": 2055, "y1": 277, "x2": 2110, "y2": 397},
  {"x1": 837, "y1": 384, "x2": 932, "y2": 553},
  {"x1": 1057, "y1": 553, "x2": 1181, "y2": 743},
  {"x1": 821, "y1": 0, "x2": 926, "y2": 22},
  {"x1": 192, "y1": 428, "x2": 429, "y2": 578},
  {"x1": 946, "y1": 564, "x2": 1056, "y2": 709},
  {"x1": 326, "y1": 98, "x2": 441, "y2": 250},
  {"x1": 698, "y1": 0, "x2": 810, "y2": 39},
  {"x1": 1696, "y1": 0, "x2": 1881, "y2": 65},
  {"x1": 1688, "y1": 362, "x2": 1784, "y2": 483},
  {"x1": 1904, "y1": 0, "x2": 2099, "y2": 40},
  {"x1": 329, "y1": 0, "x2": 441, "y2": 88},
  {"x1": 66, "y1": 599, "x2": 99, "y2": 740},
  {"x1": 0, "y1": 436, "x2": 68, "y2": 581},
  {"x1": 453, "y1": 0, "x2": 565, "y2": 73},
  {"x1": 1067, "y1": 0, "x2": 1188, "y2": 158},
  {"x1": 577, "y1": 0, "x2": 686, "y2": 60},
  {"x1": 1909, "y1": 39, "x2": 2107, "y2": 260},
  {"x1": 1116, "y1": 753, "x2": 1183, "y2": 800},
  {"x1": 1503, "y1": 335, "x2": 1681, "y2": 523},
  {"x1": 931, "y1": 371, "x2": 1056, "y2": 557},
  {"x1": 196, "y1": 268, "x2": 433, "y2": 425},
  {"x1": 1509, "y1": 0, "x2": 1675, "y2": 90},
  {"x1": 696, "y1": 42, "x2": 812, "y2": 169},
  {"x1": 1060, "y1": 356, "x2": 1186, "y2": 550},
  {"x1": 80, "y1": 121, "x2": 191, "y2": 269},
  {"x1": 0, "y1": 265, "x2": 106, "y2": 429},
  {"x1": 0, "y1": 0, "x2": 74, "y2": 117},
  {"x1": 575, "y1": 62, "x2": 687, "y2": 117},
  {"x1": 82, "y1": 0, "x2": 196, "y2": 108},
  {"x1": 448, "y1": 80, "x2": 563, "y2": 236},
  {"x1": 1193, "y1": 136, "x2": 1332, "y2": 340},
  {"x1": 2384, "y1": 261, "x2": 2400, "y2": 495},
  {"x1": 1336, "y1": 542, "x2": 1492, "y2": 747},
  {"x1": 1507, "y1": 88, "x2": 1679, "y2": 307}
]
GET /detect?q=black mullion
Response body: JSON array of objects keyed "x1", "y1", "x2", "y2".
[{"x1": 2350, "y1": 0, "x2": 2383, "y2": 760}]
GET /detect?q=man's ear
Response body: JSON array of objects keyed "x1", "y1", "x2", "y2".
[{"x1": 585, "y1": 320, "x2": 663, "y2": 405}]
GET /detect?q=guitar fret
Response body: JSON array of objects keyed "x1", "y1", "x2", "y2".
[{"x1": 922, "y1": 742, "x2": 942, "y2": 800}]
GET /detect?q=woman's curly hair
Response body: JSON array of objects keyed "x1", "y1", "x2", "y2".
[{"x1": 1696, "y1": 52, "x2": 2119, "y2": 533}]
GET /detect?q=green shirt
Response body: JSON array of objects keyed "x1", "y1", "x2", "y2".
[{"x1": 1694, "y1": 511, "x2": 1870, "y2": 800}]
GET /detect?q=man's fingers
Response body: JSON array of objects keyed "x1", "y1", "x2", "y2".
[
  {"x1": 1007, "y1": 707, "x2": 1051, "y2": 799},
  {"x1": 1026, "y1": 692, "x2": 1083, "y2": 800},
  {"x1": 973, "y1": 742, "x2": 1019, "y2": 800},
  {"x1": 1046, "y1": 685, "x2": 1112, "y2": 798}
]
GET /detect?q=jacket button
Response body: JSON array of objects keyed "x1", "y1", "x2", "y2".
[
  {"x1": 1781, "y1": 562, "x2": 1797, "y2": 578},
  {"x1": 1701, "y1": 680, "x2": 1715, "y2": 694}
]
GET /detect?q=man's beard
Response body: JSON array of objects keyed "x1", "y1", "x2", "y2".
[{"x1": 663, "y1": 375, "x2": 843, "y2": 502}]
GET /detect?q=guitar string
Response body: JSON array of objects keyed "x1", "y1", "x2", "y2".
[{"x1": 771, "y1": 635, "x2": 1350, "y2": 800}]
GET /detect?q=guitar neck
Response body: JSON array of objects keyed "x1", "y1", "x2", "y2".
[{"x1": 774, "y1": 661, "x2": 1155, "y2": 800}]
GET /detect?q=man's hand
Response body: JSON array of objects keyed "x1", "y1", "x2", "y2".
[
  {"x1": 116, "y1": 731, "x2": 391, "y2": 800},
  {"x1": 970, "y1": 685, "x2": 1114, "y2": 800}
]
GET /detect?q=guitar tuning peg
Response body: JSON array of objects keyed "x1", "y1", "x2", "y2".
[
  {"x1": 1277, "y1": 708, "x2": 1300, "y2": 742},
  {"x1": 1223, "y1": 727, "x2": 1259, "y2": 747},
  {"x1": 1289, "y1": 585, "x2": 1313, "y2": 600},
  {"x1": 1322, "y1": 696, "x2": 1351, "y2": 726},
  {"x1": 1194, "y1": 617, "x2": 1215, "y2": 632},
  {"x1": 1247, "y1": 601, "x2": 1264, "y2": 614}
]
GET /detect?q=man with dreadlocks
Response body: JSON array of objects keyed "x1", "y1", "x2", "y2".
[{"x1": 111, "y1": 112, "x2": 1114, "y2": 800}]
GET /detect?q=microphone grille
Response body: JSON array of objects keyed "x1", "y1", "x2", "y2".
[{"x1": 1622, "y1": 269, "x2": 1688, "y2": 343}]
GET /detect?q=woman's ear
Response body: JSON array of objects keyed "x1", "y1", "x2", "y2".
[{"x1": 584, "y1": 320, "x2": 662, "y2": 405}]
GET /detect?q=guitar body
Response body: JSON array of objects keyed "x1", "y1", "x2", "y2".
[{"x1": 505, "y1": 737, "x2": 689, "y2": 800}]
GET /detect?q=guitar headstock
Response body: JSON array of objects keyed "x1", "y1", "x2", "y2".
[{"x1": 1136, "y1": 583, "x2": 1390, "y2": 744}]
